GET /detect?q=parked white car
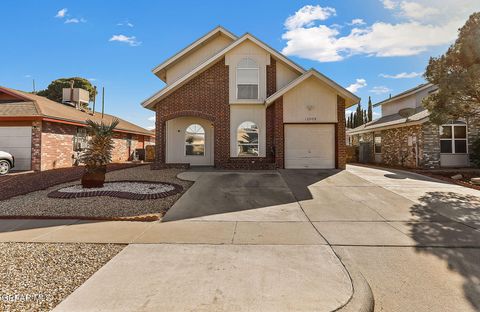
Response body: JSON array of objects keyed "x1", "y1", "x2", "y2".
[{"x1": 0, "y1": 151, "x2": 14, "y2": 175}]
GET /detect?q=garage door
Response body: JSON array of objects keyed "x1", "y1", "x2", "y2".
[
  {"x1": 284, "y1": 124, "x2": 335, "y2": 169},
  {"x1": 0, "y1": 127, "x2": 32, "y2": 171}
]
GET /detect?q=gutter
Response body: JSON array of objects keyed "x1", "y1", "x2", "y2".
[{"x1": 347, "y1": 117, "x2": 429, "y2": 135}]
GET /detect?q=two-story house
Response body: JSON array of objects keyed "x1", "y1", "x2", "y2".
[
  {"x1": 347, "y1": 83, "x2": 480, "y2": 168},
  {"x1": 142, "y1": 26, "x2": 359, "y2": 170}
]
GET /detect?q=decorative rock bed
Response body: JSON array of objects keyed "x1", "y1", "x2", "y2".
[{"x1": 48, "y1": 181, "x2": 183, "y2": 200}]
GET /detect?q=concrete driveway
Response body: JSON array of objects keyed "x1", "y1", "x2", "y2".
[{"x1": 5, "y1": 165, "x2": 480, "y2": 311}]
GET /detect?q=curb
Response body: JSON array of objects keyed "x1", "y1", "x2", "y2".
[{"x1": 334, "y1": 258, "x2": 375, "y2": 312}]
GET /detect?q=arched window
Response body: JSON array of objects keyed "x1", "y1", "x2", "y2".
[
  {"x1": 185, "y1": 124, "x2": 205, "y2": 156},
  {"x1": 237, "y1": 58, "x2": 259, "y2": 100},
  {"x1": 440, "y1": 121, "x2": 467, "y2": 154},
  {"x1": 237, "y1": 121, "x2": 259, "y2": 156}
]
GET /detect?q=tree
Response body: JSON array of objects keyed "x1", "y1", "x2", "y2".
[
  {"x1": 470, "y1": 137, "x2": 480, "y2": 167},
  {"x1": 367, "y1": 96, "x2": 373, "y2": 122},
  {"x1": 363, "y1": 110, "x2": 368, "y2": 124},
  {"x1": 37, "y1": 77, "x2": 97, "y2": 109},
  {"x1": 423, "y1": 12, "x2": 480, "y2": 124},
  {"x1": 355, "y1": 102, "x2": 363, "y2": 127}
]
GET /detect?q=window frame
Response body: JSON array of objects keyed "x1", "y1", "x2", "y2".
[
  {"x1": 439, "y1": 122, "x2": 468, "y2": 155},
  {"x1": 236, "y1": 58, "x2": 260, "y2": 100},
  {"x1": 237, "y1": 121, "x2": 260, "y2": 157},
  {"x1": 185, "y1": 124, "x2": 206, "y2": 157}
]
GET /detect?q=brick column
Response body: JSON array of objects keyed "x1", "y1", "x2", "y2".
[
  {"x1": 336, "y1": 96, "x2": 346, "y2": 170},
  {"x1": 274, "y1": 98, "x2": 284, "y2": 169},
  {"x1": 31, "y1": 120, "x2": 42, "y2": 171}
]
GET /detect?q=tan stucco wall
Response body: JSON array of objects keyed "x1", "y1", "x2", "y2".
[
  {"x1": 166, "y1": 34, "x2": 233, "y2": 84},
  {"x1": 283, "y1": 77, "x2": 338, "y2": 123},
  {"x1": 276, "y1": 61, "x2": 300, "y2": 90},
  {"x1": 225, "y1": 40, "x2": 270, "y2": 104},
  {"x1": 381, "y1": 85, "x2": 435, "y2": 116},
  {"x1": 229, "y1": 104, "x2": 266, "y2": 157},
  {"x1": 166, "y1": 117, "x2": 214, "y2": 165}
]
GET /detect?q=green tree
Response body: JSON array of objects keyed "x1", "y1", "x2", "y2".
[
  {"x1": 367, "y1": 96, "x2": 373, "y2": 122},
  {"x1": 37, "y1": 77, "x2": 97, "y2": 109},
  {"x1": 470, "y1": 137, "x2": 480, "y2": 167},
  {"x1": 355, "y1": 102, "x2": 363, "y2": 127},
  {"x1": 423, "y1": 12, "x2": 480, "y2": 124}
]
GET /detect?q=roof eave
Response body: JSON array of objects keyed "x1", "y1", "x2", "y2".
[{"x1": 347, "y1": 117, "x2": 430, "y2": 135}]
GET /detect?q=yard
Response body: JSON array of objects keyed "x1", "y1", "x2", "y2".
[{"x1": 0, "y1": 165, "x2": 192, "y2": 221}]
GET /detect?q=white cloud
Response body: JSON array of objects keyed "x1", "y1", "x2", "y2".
[
  {"x1": 370, "y1": 86, "x2": 393, "y2": 94},
  {"x1": 373, "y1": 111, "x2": 381, "y2": 117},
  {"x1": 117, "y1": 21, "x2": 134, "y2": 27},
  {"x1": 346, "y1": 79, "x2": 367, "y2": 93},
  {"x1": 349, "y1": 18, "x2": 366, "y2": 25},
  {"x1": 24, "y1": 74, "x2": 32, "y2": 78},
  {"x1": 282, "y1": 1, "x2": 480, "y2": 62},
  {"x1": 146, "y1": 125, "x2": 155, "y2": 130},
  {"x1": 55, "y1": 8, "x2": 67, "y2": 18},
  {"x1": 65, "y1": 18, "x2": 86, "y2": 24},
  {"x1": 147, "y1": 116, "x2": 155, "y2": 122},
  {"x1": 109, "y1": 35, "x2": 141, "y2": 47},
  {"x1": 380, "y1": 71, "x2": 422, "y2": 78},
  {"x1": 284, "y1": 5, "x2": 336, "y2": 30},
  {"x1": 87, "y1": 78, "x2": 97, "y2": 82}
]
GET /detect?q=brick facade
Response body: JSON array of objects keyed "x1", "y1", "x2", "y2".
[
  {"x1": 336, "y1": 96, "x2": 347, "y2": 169},
  {"x1": 41, "y1": 121, "x2": 76, "y2": 170}
]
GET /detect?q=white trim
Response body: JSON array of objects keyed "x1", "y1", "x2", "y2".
[
  {"x1": 151, "y1": 26, "x2": 237, "y2": 78},
  {"x1": 347, "y1": 117, "x2": 430, "y2": 135},
  {"x1": 265, "y1": 69, "x2": 360, "y2": 108},
  {"x1": 439, "y1": 123, "x2": 468, "y2": 154},
  {"x1": 142, "y1": 33, "x2": 306, "y2": 110}
]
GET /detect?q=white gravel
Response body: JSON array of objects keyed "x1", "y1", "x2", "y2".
[
  {"x1": 58, "y1": 182, "x2": 176, "y2": 194},
  {"x1": 0, "y1": 165, "x2": 192, "y2": 219}
]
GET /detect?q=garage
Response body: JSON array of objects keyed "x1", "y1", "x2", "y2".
[
  {"x1": 284, "y1": 124, "x2": 335, "y2": 169},
  {"x1": 0, "y1": 126, "x2": 32, "y2": 171}
]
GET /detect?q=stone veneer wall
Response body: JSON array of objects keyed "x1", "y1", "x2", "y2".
[
  {"x1": 421, "y1": 122, "x2": 441, "y2": 168},
  {"x1": 381, "y1": 125, "x2": 423, "y2": 168}
]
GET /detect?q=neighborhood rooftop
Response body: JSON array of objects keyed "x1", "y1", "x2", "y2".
[{"x1": 0, "y1": 86, "x2": 153, "y2": 136}]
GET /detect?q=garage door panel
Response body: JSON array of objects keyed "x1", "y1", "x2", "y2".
[
  {"x1": 0, "y1": 127, "x2": 32, "y2": 171},
  {"x1": 285, "y1": 124, "x2": 335, "y2": 169}
]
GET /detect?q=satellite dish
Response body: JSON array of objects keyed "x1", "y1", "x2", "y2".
[{"x1": 398, "y1": 108, "x2": 416, "y2": 119}]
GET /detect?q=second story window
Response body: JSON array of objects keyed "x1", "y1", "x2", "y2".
[{"x1": 236, "y1": 58, "x2": 259, "y2": 100}]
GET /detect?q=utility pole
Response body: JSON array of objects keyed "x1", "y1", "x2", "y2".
[
  {"x1": 92, "y1": 86, "x2": 96, "y2": 115},
  {"x1": 32, "y1": 79, "x2": 36, "y2": 93},
  {"x1": 101, "y1": 87, "x2": 105, "y2": 119}
]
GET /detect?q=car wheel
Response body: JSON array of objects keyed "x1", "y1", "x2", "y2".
[{"x1": 0, "y1": 160, "x2": 10, "y2": 175}]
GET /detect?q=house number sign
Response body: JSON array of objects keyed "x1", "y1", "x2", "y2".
[{"x1": 305, "y1": 117, "x2": 317, "y2": 121}]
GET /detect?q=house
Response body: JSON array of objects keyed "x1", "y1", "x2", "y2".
[
  {"x1": 0, "y1": 86, "x2": 154, "y2": 171},
  {"x1": 347, "y1": 83, "x2": 480, "y2": 168},
  {"x1": 142, "y1": 26, "x2": 359, "y2": 169}
]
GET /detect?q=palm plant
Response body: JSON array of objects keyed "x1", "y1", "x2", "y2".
[{"x1": 81, "y1": 118, "x2": 119, "y2": 188}]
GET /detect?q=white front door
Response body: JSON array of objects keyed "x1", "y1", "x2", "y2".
[
  {"x1": 284, "y1": 124, "x2": 335, "y2": 169},
  {"x1": 0, "y1": 126, "x2": 32, "y2": 170}
]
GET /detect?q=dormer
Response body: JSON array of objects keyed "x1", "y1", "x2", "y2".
[{"x1": 152, "y1": 26, "x2": 236, "y2": 85}]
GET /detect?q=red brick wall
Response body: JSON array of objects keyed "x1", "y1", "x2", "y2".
[
  {"x1": 31, "y1": 121, "x2": 42, "y2": 171},
  {"x1": 41, "y1": 121, "x2": 76, "y2": 170},
  {"x1": 273, "y1": 98, "x2": 284, "y2": 169},
  {"x1": 336, "y1": 96, "x2": 346, "y2": 169},
  {"x1": 153, "y1": 57, "x2": 278, "y2": 169}
]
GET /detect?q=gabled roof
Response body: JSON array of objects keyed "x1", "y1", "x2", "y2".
[
  {"x1": 265, "y1": 69, "x2": 360, "y2": 108},
  {"x1": 142, "y1": 32, "x2": 306, "y2": 110},
  {"x1": 151, "y1": 26, "x2": 237, "y2": 80},
  {"x1": 0, "y1": 86, "x2": 153, "y2": 136},
  {"x1": 347, "y1": 107, "x2": 430, "y2": 135},
  {"x1": 373, "y1": 83, "x2": 435, "y2": 107}
]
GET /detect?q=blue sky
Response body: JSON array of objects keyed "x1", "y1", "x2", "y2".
[{"x1": 1, "y1": 0, "x2": 478, "y2": 129}]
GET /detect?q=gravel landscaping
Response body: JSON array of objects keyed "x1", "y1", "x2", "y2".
[
  {"x1": 0, "y1": 165, "x2": 192, "y2": 220},
  {"x1": 0, "y1": 242, "x2": 124, "y2": 312}
]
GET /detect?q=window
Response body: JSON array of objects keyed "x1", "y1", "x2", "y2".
[
  {"x1": 236, "y1": 58, "x2": 259, "y2": 100},
  {"x1": 439, "y1": 122, "x2": 467, "y2": 154},
  {"x1": 237, "y1": 121, "x2": 259, "y2": 157},
  {"x1": 185, "y1": 124, "x2": 205, "y2": 156},
  {"x1": 374, "y1": 132, "x2": 382, "y2": 154},
  {"x1": 73, "y1": 127, "x2": 88, "y2": 151}
]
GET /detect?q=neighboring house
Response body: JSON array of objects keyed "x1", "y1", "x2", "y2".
[
  {"x1": 347, "y1": 83, "x2": 480, "y2": 168},
  {"x1": 0, "y1": 86, "x2": 154, "y2": 171},
  {"x1": 142, "y1": 26, "x2": 359, "y2": 169}
]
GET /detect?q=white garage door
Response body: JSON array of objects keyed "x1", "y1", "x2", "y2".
[
  {"x1": 285, "y1": 124, "x2": 335, "y2": 169},
  {"x1": 0, "y1": 127, "x2": 32, "y2": 171}
]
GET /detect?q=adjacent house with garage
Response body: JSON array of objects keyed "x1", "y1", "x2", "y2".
[
  {"x1": 347, "y1": 83, "x2": 480, "y2": 168},
  {"x1": 142, "y1": 26, "x2": 359, "y2": 169},
  {"x1": 0, "y1": 86, "x2": 154, "y2": 171}
]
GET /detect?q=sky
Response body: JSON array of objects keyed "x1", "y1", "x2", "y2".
[{"x1": 1, "y1": 0, "x2": 479, "y2": 129}]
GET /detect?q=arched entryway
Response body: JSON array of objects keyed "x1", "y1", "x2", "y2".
[{"x1": 165, "y1": 116, "x2": 214, "y2": 166}]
